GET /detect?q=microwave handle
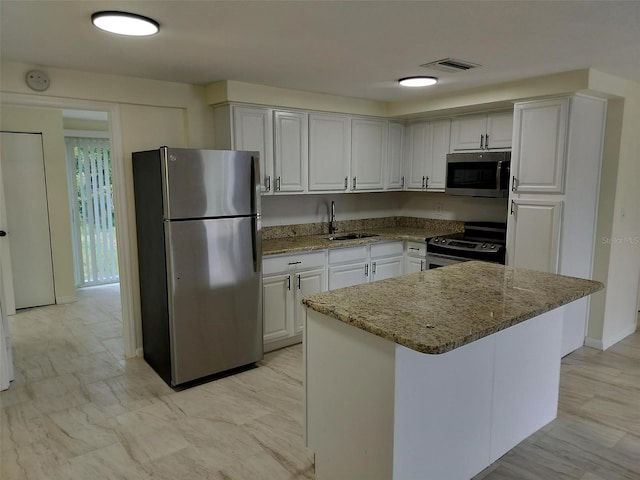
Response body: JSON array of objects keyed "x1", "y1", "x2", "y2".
[{"x1": 495, "y1": 160, "x2": 503, "y2": 190}]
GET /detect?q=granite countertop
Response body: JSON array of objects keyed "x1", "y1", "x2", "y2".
[
  {"x1": 263, "y1": 226, "x2": 459, "y2": 256},
  {"x1": 302, "y1": 261, "x2": 604, "y2": 355}
]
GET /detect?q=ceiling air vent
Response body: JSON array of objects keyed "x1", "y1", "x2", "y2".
[{"x1": 420, "y1": 58, "x2": 481, "y2": 73}]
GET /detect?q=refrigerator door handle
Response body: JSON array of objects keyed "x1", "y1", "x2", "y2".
[{"x1": 252, "y1": 216, "x2": 261, "y2": 273}]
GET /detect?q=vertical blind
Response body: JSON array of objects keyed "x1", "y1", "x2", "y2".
[{"x1": 65, "y1": 137, "x2": 119, "y2": 286}]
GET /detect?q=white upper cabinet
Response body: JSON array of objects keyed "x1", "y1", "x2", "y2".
[
  {"x1": 231, "y1": 106, "x2": 274, "y2": 193},
  {"x1": 486, "y1": 111, "x2": 515, "y2": 150},
  {"x1": 308, "y1": 113, "x2": 351, "y2": 192},
  {"x1": 214, "y1": 104, "x2": 274, "y2": 194},
  {"x1": 273, "y1": 110, "x2": 308, "y2": 193},
  {"x1": 510, "y1": 98, "x2": 569, "y2": 194},
  {"x1": 350, "y1": 118, "x2": 386, "y2": 191},
  {"x1": 429, "y1": 119, "x2": 451, "y2": 190},
  {"x1": 406, "y1": 122, "x2": 429, "y2": 190},
  {"x1": 386, "y1": 121, "x2": 405, "y2": 190},
  {"x1": 451, "y1": 111, "x2": 513, "y2": 151},
  {"x1": 405, "y1": 119, "x2": 450, "y2": 191}
]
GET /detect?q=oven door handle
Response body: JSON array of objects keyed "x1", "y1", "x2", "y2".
[{"x1": 495, "y1": 160, "x2": 503, "y2": 191}]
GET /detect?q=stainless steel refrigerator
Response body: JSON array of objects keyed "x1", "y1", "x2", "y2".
[{"x1": 132, "y1": 147, "x2": 262, "y2": 387}]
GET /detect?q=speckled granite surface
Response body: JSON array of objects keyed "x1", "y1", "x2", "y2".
[
  {"x1": 302, "y1": 261, "x2": 604, "y2": 355},
  {"x1": 263, "y1": 217, "x2": 464, "y2": 255}
]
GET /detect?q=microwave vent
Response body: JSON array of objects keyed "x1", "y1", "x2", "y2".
[{"x1": 420, "y1": 58, "x2": 481, "y2": 72}]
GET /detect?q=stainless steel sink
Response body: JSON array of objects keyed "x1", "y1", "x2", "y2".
[{"x1": 326, "y1": 233, "x2": 379, "y2": 241}]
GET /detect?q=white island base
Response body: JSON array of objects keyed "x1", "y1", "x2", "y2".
[{"x1": 304, "y1": 307, "x2": 564, "y2": 480}]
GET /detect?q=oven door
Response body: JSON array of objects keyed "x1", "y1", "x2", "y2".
[{"x1": 425, "y1": 253, "x2": 472, "y2": 270}]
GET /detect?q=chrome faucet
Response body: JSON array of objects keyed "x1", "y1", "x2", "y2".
[{"x1": 329, "y1": 201, "x2": 337, "y2": 234}]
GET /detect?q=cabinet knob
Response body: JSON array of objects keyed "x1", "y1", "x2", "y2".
[
  {"x1": 511, "y1": 176, "x2": 518, "y2": 192},
  {"x1": 353, "y1": 177, "x2": 357, "y2": 190},
  {"x1": 276, "y1": 176, "x2": 281, "y2": 191},
  {"x1": 344, "y1": 177, "x2": 348, "y2": 189},
  {"x1": 266, "y1": 176, "x2": 271, "y2": 191},
  {"x1": 485, "y1": 134, "x2": 489, "y2": 149},
  {"x1": 480, "y1": 134, "x2": 485, "y2": 150},
  {"x1": 0, "y1": 231, "x2": 6, "y2": 237}
]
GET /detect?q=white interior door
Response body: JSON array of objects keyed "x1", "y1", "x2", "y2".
[
  {"x1": 0, "y1": 132, "x2": 56, "y2": 309},
  {"x1": 0, "y1": 138, "x2": 16, "y2": 315}
]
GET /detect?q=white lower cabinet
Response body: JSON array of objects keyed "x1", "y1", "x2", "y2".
[
  {"x1": 405, "y1": 241, "x2": 426, "y2": 273},
  {"x1": 328, "y1": 242, "x2": 404, "y2": 290},
  {"x1": 262, "y1": 251, "x2": 327, "y2": 352}
]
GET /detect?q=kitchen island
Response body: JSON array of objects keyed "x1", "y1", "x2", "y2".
[{"x1": 302, "y1": 261, "x2": 603, "y2": 480}]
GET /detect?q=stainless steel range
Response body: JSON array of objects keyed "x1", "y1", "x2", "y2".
[{"x1": 426, "y1": 222, "x2": 506, "y2": 269}]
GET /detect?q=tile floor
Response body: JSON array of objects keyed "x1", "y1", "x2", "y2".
[
  {"x1": 1, "y1": 285, "x2": 639, "y2": 480},
  {"x1": 1, "y1": 285, "x2": 314, "y2": 479}
]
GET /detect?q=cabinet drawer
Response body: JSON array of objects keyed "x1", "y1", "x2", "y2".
[
  {"x1": 263, "y1": 250, "x2": 326, "y2": 275},
  {"x1": 329, "y1": 245, "x2": 369, "y2": 264},
  {"x1": 370, "y1": 241, "x2": 403, "y2": 258},
  {"x1": 406, "y1": 241, "x2": 426, "y2": 257}
]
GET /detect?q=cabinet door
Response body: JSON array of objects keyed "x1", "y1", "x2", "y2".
[
  {"x1": 485, "y1": 111, "x2": 513, "y2": 150},
  {"x1": 405, "y1": 257, "x2": 424, "y2": 274},
  {"x1": 450, "y1": 114, "x2": 486, "y2": 151},
  {"x1": 351, "y1": 118, "x2": 386, "y2": 191},
  {"x1": 406, "y1": 122, "x2": 428, "y2": 190},
  {"x1": 328, "y1": 262, "x2": 368, "y2": 290},
  {"x1": 371, "y1": 256, "x2": 403, "y2": 282},
  {"x1": 274, "y1": 110, "x2": 308, "y2": 193},
  {"x1": 511, "y1": 98, "x2": 569, "y2": 193},
  {"x1": 308, "y1": 114, "x2": 351, "y2": 191},
  {"x1": 387, "y1": 121, "x2": 404, "y2": 190},
  {"x1": 426, "y1": 119, "x2": 451, "y2": 191},
  {"x1": 263, "y1": 273, "x2": 292, "y2": 343},
  {"x1": 507, "y1": 199, "x2": 563, "y2": 273},
  {"x1": 293, "y1": 268, "x2": 326, "y2": 335},
  {"x1": 232, "y1": 106, "x2": 273, "y2": 193}
]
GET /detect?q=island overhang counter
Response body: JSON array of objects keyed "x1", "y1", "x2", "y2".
[{"x1": 302, "y1": 261, "x2": 603, "y2": 480}]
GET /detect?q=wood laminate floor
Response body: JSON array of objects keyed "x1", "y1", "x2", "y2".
[{"x1": 1, "y1": 285, "x2": 638, "y2": 479}]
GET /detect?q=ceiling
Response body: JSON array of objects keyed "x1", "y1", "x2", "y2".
[{"x1": 2, "y1": 1, "x2": 639, "y2": 102}]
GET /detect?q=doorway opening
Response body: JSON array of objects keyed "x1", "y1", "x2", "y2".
[{"x1": 64, "y1": 110, "x2": 118, "y2": 287}]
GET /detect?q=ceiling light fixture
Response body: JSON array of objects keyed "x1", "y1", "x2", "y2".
[
  {"x1": 91, "y1": 11, "x2": 159, "y2": 36},
  {"x1": 398, "y1": 76, "x2": 438, "y2": 87}
]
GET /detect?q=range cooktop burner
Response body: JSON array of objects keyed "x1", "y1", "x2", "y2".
[{"x1": 427, "y1": 221, "x2": 507, "y2": 264}]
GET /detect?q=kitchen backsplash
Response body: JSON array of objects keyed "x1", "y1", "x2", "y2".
[{"x1": 262, "y1": 216, "x2": 465, "y2": 240}]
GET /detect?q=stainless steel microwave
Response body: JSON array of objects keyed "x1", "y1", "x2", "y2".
[{"x1": 445, "y1": 152, "x2": 511, "y2": 198}]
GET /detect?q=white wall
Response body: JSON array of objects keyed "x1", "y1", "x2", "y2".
[
  {"x1": 262, "y1": 192, "x2": 404, "y2": 226},
  {"x1": 400, "y1": 193, "x2": 508, "y2": 223},
  {"x1": 587, "y1": 71, "x2": 640, "y2": 348},
  {"x1": 262, "y1": 192, "x2": 508, "y2": 227},
  {"x1": 1, "y1": 61, "x2": 215, "y2": 356}
]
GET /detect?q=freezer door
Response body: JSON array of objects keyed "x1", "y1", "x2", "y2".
[
  {"x1": 161, "y1": 148, "x2": 260, "y2": 219},
  {"x1": 165, "y1": 216, "x2": 263, "y2": 385}
]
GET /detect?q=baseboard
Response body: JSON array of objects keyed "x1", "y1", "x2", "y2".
[
  {"x1": 585, "y1": 324, "x2": 638, "y2": 351},
  {"x1": 602, "y1": 324, "x2": 639, "y2": 350},
  {"x1": 135, "y1": 347, "x2": 144, "y2": 358},
  {"x1": 584, "y1": 337, "x2": 603, "y2": 350},
  {"x1": 264, "y1": 334, "x2": 303, "y2": 353},
  {"x1": 56, "y1": 295, "x2": 77, "y2": 304}
]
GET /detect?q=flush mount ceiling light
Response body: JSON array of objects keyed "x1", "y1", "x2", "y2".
[
  {"x1": 398, "y1": 76, "x2": 438, "y2": 87},
  {"x1": 91, "y1": 11, "x2": 159, "y2": 36}
]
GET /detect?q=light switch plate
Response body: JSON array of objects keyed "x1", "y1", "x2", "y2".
[{"x1": 25, "y1": 70, "x2": 50, "y2": 91}]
